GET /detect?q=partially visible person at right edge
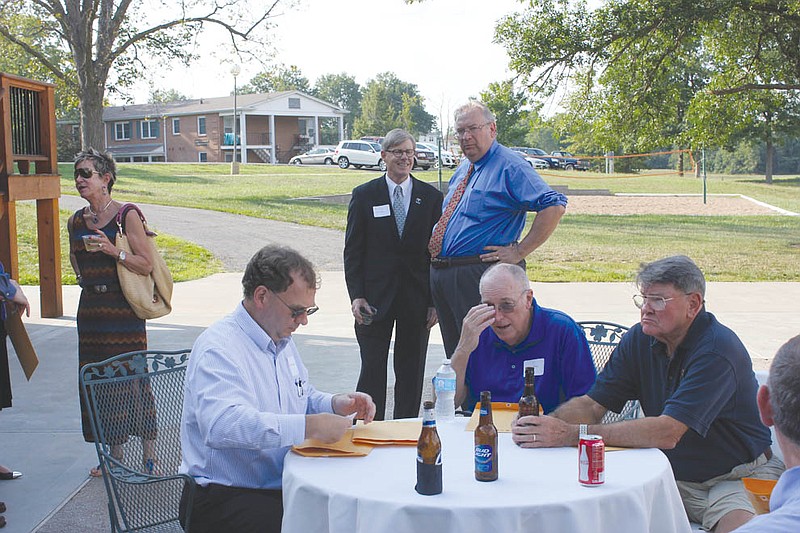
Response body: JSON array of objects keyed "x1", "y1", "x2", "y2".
[
  {"x1": 733, "y1": 335, "x2": 800, "y2": 532},
  {"x1": 428, "y1": 100, "x2": 567, "y2": 360}
]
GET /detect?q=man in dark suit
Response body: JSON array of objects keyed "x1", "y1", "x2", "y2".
[{"x1": 344, "y1": 128, "x2": 443, "y2": 420}]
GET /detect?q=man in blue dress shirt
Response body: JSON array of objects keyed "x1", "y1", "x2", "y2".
[
  {"x1": 450, "y1": 263, "x2": 595, "y2": 413},
  {"x1": 734, "y1": 334, "x2": 800, "y2": 532},
  {"x1": 179, "y1": 245, "x2": 376, "y2": 533},
  {"x1": 428, "y1": 100, "x2": 567, "y2": 360}
]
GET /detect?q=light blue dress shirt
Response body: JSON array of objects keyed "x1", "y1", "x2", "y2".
[
  {"x1": 733, "y1": 465, "x2": 800, "y2": 532},
  {"x1": 438, "y1": 141, "x2": 568, "y2": 257},
  {"x1": 180, "y1": 302, "x2": 334, "y2": 490}
]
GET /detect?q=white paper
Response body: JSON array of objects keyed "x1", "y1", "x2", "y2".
[{"x1": 524, "y1": 358, "x2": 545, "y2": 376}]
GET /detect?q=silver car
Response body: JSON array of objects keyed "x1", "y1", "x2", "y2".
[{"x1": 289, "y1": 148, "x2": 336, "y2": 165}]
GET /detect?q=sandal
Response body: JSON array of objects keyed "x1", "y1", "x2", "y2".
[
  {"x1": 0, "y1": 514, "x2": 5, "y2": 528},
  {"x1": 0, "y1": 501, "x2": 5, "y2": 512},
  {"x1": 0, "y1": 471, "x2": 20, "y2": 481}
]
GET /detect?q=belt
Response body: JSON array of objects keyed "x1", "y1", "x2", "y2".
[
  {"x1": 85, "y1": 283, "x2": 122, "y2": 294},
  {"x1": 430, "y1": 255, "x2": 484, "y2": 269}
]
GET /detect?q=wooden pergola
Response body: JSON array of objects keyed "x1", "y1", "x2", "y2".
[{"x1": 0, "y1": 72, "x2": 62, "y2": 318}]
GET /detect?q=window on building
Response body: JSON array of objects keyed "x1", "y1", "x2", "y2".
[
  {"x1": 172, "y1": 118, "x2": 181, "y2": 135},
  {"x1": 114, "y1": 122, "x2": 131, "y2": 141},
  {"x1": 288, "y1": 97, "x2": 301, "y2": 109},
  {"x1": 199, "y1": 152, "x2": 208, "y2": 162},
  {"x1": 140, "y1": 119, "x2": 159, "y2": 139},
  {"x1": 197, "y1": 116, "x2": 207, "y2": 136}
]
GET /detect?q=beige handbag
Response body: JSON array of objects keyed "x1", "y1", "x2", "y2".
[{"x1": 115, "y1": 204, "x2": 173, "y2": 319}]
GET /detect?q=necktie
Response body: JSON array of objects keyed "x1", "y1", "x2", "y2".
[
  {"x1": 393, "y1": 185, "x2": 406, "y2": 236},
  {"x1": 428, "y1": 163, "x2": 474, "y2": 257}
]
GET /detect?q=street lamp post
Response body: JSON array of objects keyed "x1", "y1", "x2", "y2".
[{"x1": 231, "y1": 64, "x2": 241, "y2": 175}]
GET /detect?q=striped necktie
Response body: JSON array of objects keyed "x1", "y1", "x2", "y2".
[
  {"x1": 393, "y1": 185, "x2": 406, "y2": 236},
  {"x1": 427, "y1": 163, "x2": 474, "y2": 257}
]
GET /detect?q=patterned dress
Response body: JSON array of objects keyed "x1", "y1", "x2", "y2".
[{"x1": 71, "y1": 207, "x2": 152, "y2": 443}]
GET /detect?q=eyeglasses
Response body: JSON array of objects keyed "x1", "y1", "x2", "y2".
[
  {"x1": 273, "y1": 290, "x2": 319, "y2": 319},
  {"x1": 484, "y1": 289, "x2": 530, "y2": 314},
  {"x1": 632, "y1": 294, "x2": 675, "y2": 311},
  {"x1": 387, "y1": 149, "x2": 416, "y2": 158},
  {"x1": 455, "y1": 122, "x2": 490, "y2": 138},
  {"x1": 74, "y1": 167, "x2": 100, "y2": 179}
]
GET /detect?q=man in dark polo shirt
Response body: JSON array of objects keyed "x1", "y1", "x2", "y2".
[{"x1": 511, "y1": 255, "x2": 784, "y2": 533}]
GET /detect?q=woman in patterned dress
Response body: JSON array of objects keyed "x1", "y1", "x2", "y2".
[{"x1": 68, "y1": 148, "x2": 157, "y2": 477}]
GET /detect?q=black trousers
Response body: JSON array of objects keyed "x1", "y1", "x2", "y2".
[
  {"x1": 355, "y1": 294, "x2": 431, "y2": 420},
  {"x1": 180, "y1": 482, "x2": 283, "y2": 533},
  {"x1": 429, "y1": 262, "x2": 489, "y2": 359}
]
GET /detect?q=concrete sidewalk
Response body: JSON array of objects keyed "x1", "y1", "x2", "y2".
[{"x1": 0, "y1": 272, "x2": 797, "y2": 532}]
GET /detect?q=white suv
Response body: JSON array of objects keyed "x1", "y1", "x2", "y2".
[{"x1": 334, "y1": 140, "x2": 387, "y2": 171}]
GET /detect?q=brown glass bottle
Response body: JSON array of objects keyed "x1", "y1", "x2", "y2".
[
  {"x1": 518, "y1": 367, "x2": 539, "y2": 417},
  {"x1": 416, "y1": 401, "x2": 442, "y2": 495},
  {"x1": 474, "y1": 390, "x2": 498, "y2": 481}
]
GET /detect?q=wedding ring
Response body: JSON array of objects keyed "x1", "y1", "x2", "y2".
[
  {"x1": 99, "y1": 243, "x2": 104, "y2": 248},
  {"x1": 533, "y1": 434, "x2": 537, "y2": 442}
]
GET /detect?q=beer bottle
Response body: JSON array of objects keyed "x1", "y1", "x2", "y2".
[
  {"x1": 416, "y1": 401, "x2": 443, "y2": 495},
  {"x1": 518, "y1": 367, "x2": 539, "y2": 417},
  {"x1": 474, "y1": 390, "x2": 498, "y2": 481}
]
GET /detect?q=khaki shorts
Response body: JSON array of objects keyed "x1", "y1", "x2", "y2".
[{"x1": 677, "y1": 453, "x2": 785, "y2": 531}]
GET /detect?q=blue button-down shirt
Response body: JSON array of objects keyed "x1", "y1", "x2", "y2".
[
  {"x1": 180, "y1": 302, "x2": 334, "y2": 490},
  {"x1": 438, "y1": 141, "x2": 568, "y2": 257}
]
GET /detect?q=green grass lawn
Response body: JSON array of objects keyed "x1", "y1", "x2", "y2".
[
  {"x1": 14, "y1": 202, "x2": 222, "y2": 286},
  {"x1": 13, "y1": 163, "x2": 800, "y2": 283}
]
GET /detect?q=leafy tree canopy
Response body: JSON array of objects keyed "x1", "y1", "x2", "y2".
[
  {"x1": 353, "y1": 72, "x2": 434, "y2": 137},
  {"x1": 240, "y1": 64, "x2": 311, "y2": 94}
]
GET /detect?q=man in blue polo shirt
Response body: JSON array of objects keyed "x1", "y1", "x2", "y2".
[
  {"x1": 512, "y1": 256, "x2": 784, "y2": 533},
  {"x1": 451, "y1": 263, "x2": 595, "y2": 413}
]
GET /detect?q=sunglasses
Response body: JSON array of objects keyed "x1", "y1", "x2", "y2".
[{"x1": 74, "y1": 168, "x2": 100, "y2": 179}]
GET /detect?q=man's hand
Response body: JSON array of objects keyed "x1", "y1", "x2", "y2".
[
  {"x1": 332, "y1": 392, "x2": 376, "y2": 424},
  {"x1": 426, "y1": 307, "x2": 438, "y2": 330},
  {"x1": 351, "y1": 298, "x2": 371, "y2": 325},
  {"x1": 305, "y1": 413, "x2": 353, "y2": 444},
  {"x1": 459, "y1": 304, "x2": 496, "y2": 353},
  {"x1": 481, "y1": 243, "x2": 523, "y2": 265},
  {"x1": 512, "y1": 414, "x2": 577, "y2": 448},
  {"x1": 8, "y1": 279, "x2": 30, "y2": 317}
]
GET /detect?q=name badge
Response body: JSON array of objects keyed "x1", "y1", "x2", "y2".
[
  {"x1": 524, "y1": 358, "x2": 545, "y2": 376},
  {"x1": 373, "y1": 204, "x2": 391, "y2": 217}
]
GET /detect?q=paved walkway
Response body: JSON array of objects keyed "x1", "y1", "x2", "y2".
[{"x1": 0, "y1": 197, "x2": 797, "y2": 532}]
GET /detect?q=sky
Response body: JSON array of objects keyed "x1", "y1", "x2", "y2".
[{"x1": 119, "y1": 0, "x2": 525, "y2": 122}]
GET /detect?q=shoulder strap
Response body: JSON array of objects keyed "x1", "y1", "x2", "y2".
[{"x1": 116, "y1": 203, "x2": 156, "y2": 236}]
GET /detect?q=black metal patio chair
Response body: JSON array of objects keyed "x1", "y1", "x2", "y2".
[
  {"x1": 80, "y1": 349, "x2": 195, "y2": 532},
  {"x1": 577, "y1": 321, "x2": 641, "y2": 424}
]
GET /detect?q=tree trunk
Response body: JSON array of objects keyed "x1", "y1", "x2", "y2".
[
  {"x1": 765, "y1": 137, "x2": 774, "y2": 184},
  {"x1": 80, "y1": 83, "x2": 106, "y2": 151}
]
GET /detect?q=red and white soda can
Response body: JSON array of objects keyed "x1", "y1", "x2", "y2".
[{"x1": 578, "y1": 434, "x2": 605, "y2": 486}]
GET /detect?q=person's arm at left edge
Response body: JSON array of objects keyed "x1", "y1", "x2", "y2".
[{"x1": 0, "y1": 270, "x2": 30, "y2": 317}]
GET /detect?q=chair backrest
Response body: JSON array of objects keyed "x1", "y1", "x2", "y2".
[
  {"x1": 577, "y1": 321, "x2": 640, "y2": 423},
  {"x1": 80, "y1": 349, "x2": 193, "y2": 532}
]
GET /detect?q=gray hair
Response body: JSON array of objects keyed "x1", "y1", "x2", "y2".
[
  {"x1": 242, "y1": 245, "x2": 319, "y2": 299},
  {"x1": 768, "y1": 335, "x2": 800, "y2": 446},
  {"x1": 636, "y1": 255, "x2": 706, "y2": 297},
  {"x1": 74, "y1": 147, "x2": 117, "y2": 193},
  {"x1": 454, "y1": 100, "x2": 496, "y2": 124},
  {"x1": 382, "y1": 128, "x2": 415, "y2": 151},
  {"x1": 479, "y1": 263, "x2": 531, "y2": 294}
]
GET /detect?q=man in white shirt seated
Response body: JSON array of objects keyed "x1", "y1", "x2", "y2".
[
  {"x1": 734, "y1": 335, "x2": 800, "y2": 532},
  {"x1": 179, "y1": 245, "x2": 376, "y2": 533}
]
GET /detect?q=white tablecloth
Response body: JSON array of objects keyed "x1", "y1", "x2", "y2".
[{"x1": 282, "y1": 418, "x2": 692, "y2": 533}]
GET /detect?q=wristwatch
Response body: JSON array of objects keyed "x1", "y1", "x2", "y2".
[{"x1": 117, "y1": 250, "x2": 127, "y2": 263}]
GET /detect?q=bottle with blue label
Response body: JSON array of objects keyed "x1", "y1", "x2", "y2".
[
  {"x1": 434, "y1": 358, "x2": 456, "y2": 422},
  {"x1": 474, "y1": 390, "x2": 498, "y2": 481}
]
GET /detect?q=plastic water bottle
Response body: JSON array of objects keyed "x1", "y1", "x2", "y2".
[{"x1": 434, "y1": 358, "x2": 456, "y2": 422}]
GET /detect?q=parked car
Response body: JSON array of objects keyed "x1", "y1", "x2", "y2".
[
  {"x1": 413, "y1": 143, "x2": 436, "y2": 170},
  {"x1": 513, "y1": 151, "x2": 549, "y2": 170},
  {"x1": 417, "y1": 142, "x2": 458, "y2": 168},
  {"x1": 550, "y1": 151, "x2": 588, "y2": 171},
  {"x1": 334, "y1": 140, "x2": 387, "y2": 171},
  {"x1": 510, "y1": 147, "x2": 561, "y2": 169},
  {"x1": 289, "y1": 147, "x2": 336, "y2": 165}
]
